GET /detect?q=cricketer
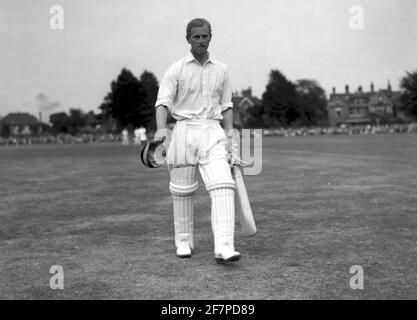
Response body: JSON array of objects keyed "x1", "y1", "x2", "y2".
[{"x1": 153, "y1": 18, "x2": 242, "y2": 263}]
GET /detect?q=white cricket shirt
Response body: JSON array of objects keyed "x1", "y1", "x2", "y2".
[{"x1": 155, "y1": 52, "x2": 233, "y2": 121}]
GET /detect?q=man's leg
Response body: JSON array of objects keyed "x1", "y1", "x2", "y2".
[
  {"x1": 199, "y1": 147, "x2": 240, "y2": 262},
  {"x1": 169, "y1": 165, "x2": 198, "y2": 257}
]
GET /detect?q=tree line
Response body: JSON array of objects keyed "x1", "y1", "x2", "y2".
[
  {"x1": 96, "y1": 68, "x2": 417, "y2": 130},
  {"x1": 245, "y1": 71, "x2": 328, "y2": 128},
  {"x1": 99, "y1": 69, "x2": 158, "y2": 131},
  {"x1": 400, "y1": 70, "x2": 417, "y2": 120}
]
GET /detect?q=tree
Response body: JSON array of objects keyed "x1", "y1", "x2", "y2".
[
  {"x1": 1, "y1": 124, "x2": 10, "y2": 137},
  {"x1": 100, "y1": 68, "x2": 147, "y2": 130},
  {"x1": 295, "y1": 79, "x2": 328, "y2": 126},
  {"x1": 98, "y1": 91, "x2": 117, "y2": 132},
  {"x1": 68, "y1": 108, "x2": 85, "y2": 133},
  {"x1": 139, "y1": 70, "x2": 159, "y2": 129},
  {"x1": 245, "y1": 104, "x2": 266, "y2": 128},
  {"x1": 50, "y1": 112, "x2": 71, "y2": 133},
  {"x1": 400, "y1": 70, "x2": 417, "y2": 120},
  {"x1": 262, "y1": 70, "x2": 300, "y2": 127}
]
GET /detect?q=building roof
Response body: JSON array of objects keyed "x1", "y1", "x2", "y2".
[
  {"x1": 330, "y1": 88, "x2": 401, "y2": 107},
  {"x1": 232, "y1": 96, "x2": 252, "y2": 108},
  {"x1": 232, "y1": 88, "x2": 261, "y2": 110},
  {"x1": 50, "y1": 112, "x2": 70, "y2": 122},
  {"x1": 0, "y1": 112, "x2": 40, "y2": 126}
]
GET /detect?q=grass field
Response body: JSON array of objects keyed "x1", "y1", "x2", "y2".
[{"x1": 1, "y1": 134, "x2": 416, "y2": 299}]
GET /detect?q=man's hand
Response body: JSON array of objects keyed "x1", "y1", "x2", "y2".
[
  {"x1": 154, "y1": 128, "x2": 170, "y2": 142},
  {"x1": 153, "y1": 128, "x2": 172, "y2": 160},
  {"x1": 226, "y1": 129, "x2": 248, "y2": 167},
  {"x1": 226, "y1": 129, "x2": 252, "y2": 168},
  {"x1": 226, "y1": 132, "x2": 239, "y2": 167},
  {"x1": 222, "y1": 109, "x2": 237, "y2": 167}
]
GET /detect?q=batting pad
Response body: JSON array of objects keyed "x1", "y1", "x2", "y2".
[
  {"x1": 172, "y1": 194, "x2": 194, "y2": 249},
  {"x1": 169, "y1": 166, "x2": 197, "y2": 249},
  {"x1": 169, "y1": 165, "x2": 198, "y2": 196},
  {"x1": 209, "y1": 188, "x2": 236, "y2": 253},
  {"x1": 199, "y1": 157, "x2": 236, "y2": 192}
]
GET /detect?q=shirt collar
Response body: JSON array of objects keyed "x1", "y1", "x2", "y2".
[{"x1": 186, "y1": 51, "x2": 216, "y2": 65}]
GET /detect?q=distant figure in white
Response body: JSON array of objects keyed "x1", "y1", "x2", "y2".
[
  {"x1": 138, "y1": 126, "x2": 147, "y2": 146},
  {"x1": 122, "y1": 128, "x2": 129, "y2": 146},
  {"x1": 134, "y1": 127, "x2": 141, "y2": 145},
  {"x1": 134, "y1": 126, "x2": 147, "y2": 145}
]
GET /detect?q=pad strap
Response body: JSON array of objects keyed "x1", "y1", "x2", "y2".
[
  {"x1": 205, "y1": 179, "x2": 236, "y2": 192},
  {"x1": 169, "y1": 181, "x2": 199, "y2": 196}
]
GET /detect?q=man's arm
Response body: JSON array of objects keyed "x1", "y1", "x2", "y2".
[
  {"x1": 154, "y1": 63, "x2": 177, "y2": 140},
  {"x1": 154, "y1": 105, "x2": 169, "y2": 141},
  {"x1": 220, "y1": 66, "x2": 234, "y2": 134},
  {"x1": 156, "y1": 105, "x2": 168, "y2": 130},
  {"x1": 222, "y1": 108, "x2": 234, "y2": 133}
]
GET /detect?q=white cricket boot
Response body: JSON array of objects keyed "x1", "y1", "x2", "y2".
[
  {"x1": 215, "y1": 246, "x2": 241, "y2": 263},
  {"x1": 176, "y1": 241, "x2": 192, "y2": 258}
]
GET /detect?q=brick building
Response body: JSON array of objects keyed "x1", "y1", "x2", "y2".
[{"x1": 328, "y1": 81, "x2": 405, "y2": 126}]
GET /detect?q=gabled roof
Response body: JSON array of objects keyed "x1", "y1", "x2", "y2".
[
  {"x1": 0, "y1": 113, "x2": 40, "y2": 126},
  {"x1": 50, "y1": 112, "x2": 70, "y2": 121},
  {"x1": 232, "y1": 94, "x2": 261, "y2": 110},
  {"x1": 232, "y1": 96, "x2": 254, "y2": 108}
]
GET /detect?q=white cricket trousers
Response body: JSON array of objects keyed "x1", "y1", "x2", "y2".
[{"x1": 167, "y1": 119, "x2": 236, "y2": 255}]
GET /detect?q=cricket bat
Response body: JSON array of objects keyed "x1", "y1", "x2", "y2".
[{"x1": 233, "y1": 165, "x2": 257, "y2": 236}]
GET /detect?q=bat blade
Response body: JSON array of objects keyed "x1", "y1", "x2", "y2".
[{"x1": 233, "y1": 165, "x2": 257, "y2": 236}]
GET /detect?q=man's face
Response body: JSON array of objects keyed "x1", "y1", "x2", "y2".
[{"x1": 187, "y1": 25, "x2": 211, "y2": 56}]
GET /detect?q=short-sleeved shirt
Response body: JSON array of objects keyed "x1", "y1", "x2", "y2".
[{"x1": 155, "y1": 52, "x2": 233, "y2": 121}]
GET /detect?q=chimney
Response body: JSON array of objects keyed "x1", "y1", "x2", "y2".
[
  {"x1": 370, "y1": 82, "x2": 374, "y2": 93},
  {"x1": 332, "y1": 87, "x2": 336, "y2": 95},
  {"x1": 39, "y1": 112, "x2": 42, "y2": 123},
  {"x1": 358, "y1": 86, "x2": 363, "y2": 93},
  {"x1": 345, "y1": 85, "x2": 349, "y2": 94},
  {"x1": 387, "y1": 80, "x2": 392, "y2": 92}
]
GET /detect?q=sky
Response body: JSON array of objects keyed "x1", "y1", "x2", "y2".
[{"x1": 1, "y1": 0, "x2": 416, "y2": 119}]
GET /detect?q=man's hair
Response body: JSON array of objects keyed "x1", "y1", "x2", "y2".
[{"x1": 186, "y1": 18, "x2": 212, "y2": 39}]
